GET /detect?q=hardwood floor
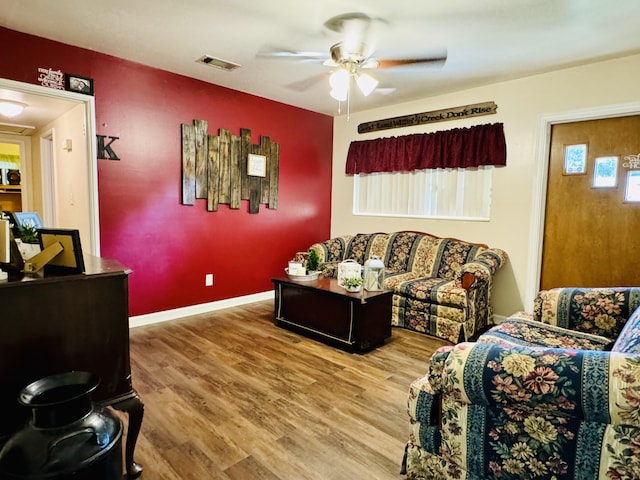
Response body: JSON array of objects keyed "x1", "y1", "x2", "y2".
[{"x1": 125, "y1": 300, "x2": 448, "y2": 479}]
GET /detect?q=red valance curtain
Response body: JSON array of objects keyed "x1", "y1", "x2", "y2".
[{"x1": 345, "y1": 122, "x2": 506, "y2": 174}]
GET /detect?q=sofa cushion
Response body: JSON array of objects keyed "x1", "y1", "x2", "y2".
[
  {"x1": 397, "y1": 277, "x2": 468, "y2": 309},
  {"x1": 434, "y1": 239, "x2": 484, "y2": 282},
  {"x1": 384, "y1": 231, "x2": 426, "y2": 274},
  {"x1": 478, "y1": 317, "x2": 613, "y2": 350},
  {"x1": 344, "y1": 233, "x2": 376, "y2": 265},
  {"x1": 611, "y1": 306, "x2": 640, "y2": 354}
]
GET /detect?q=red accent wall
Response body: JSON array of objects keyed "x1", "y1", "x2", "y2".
[{"x1": 1, "y1": 27, "x2": 334, "y2": 316}]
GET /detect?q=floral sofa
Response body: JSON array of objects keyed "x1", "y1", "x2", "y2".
[
  {"x1": 402, "y1": 286, "x2": 640, "y2": 480},
  {"x1": 309, "y1": 231, "x2": 507, "y2": 343}
]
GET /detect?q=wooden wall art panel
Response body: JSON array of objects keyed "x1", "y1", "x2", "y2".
[
  {"x1": 194, "y1": 119, "x2": 208, "y2": 199},
  {"x1": 181, "y1": 124, "x2": 196, "y2": 205},
  {"x1": 181, "y1": 120, "x2": 279, "y2": 213}
]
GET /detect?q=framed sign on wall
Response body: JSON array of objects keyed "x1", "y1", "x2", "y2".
[{"x1": 248, "y1": 154, "x2": 267, "y2": 177}]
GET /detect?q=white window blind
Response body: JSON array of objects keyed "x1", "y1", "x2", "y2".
[{"x1": 353, "y1": 166, "x2": 492, "y2": 220}]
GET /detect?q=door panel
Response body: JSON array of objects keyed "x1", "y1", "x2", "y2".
[{"x1": 541, "y1": 116, "x2": 640, "y2": 289}]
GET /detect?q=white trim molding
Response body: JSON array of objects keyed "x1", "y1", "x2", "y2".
[
  {"x1": 527, "y1": 101, "x2": 640, "y2": 311},
  {"x1": 129, "y1": 290, "x2": 275, "y2": 328}
]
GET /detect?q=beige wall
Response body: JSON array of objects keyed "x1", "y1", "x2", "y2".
[
  {"x1": 33, "y1": 103, "x2": 91, "y2": 251},
  {"x1": 332, "y1": 53, "x2": 640, "y2": 317}
]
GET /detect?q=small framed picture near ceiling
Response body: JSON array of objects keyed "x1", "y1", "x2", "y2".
[
  {"x1": 65, "y1": 74, "x2": 94, "y2": 95},
  {"x1": 248, "y1": 154, "x2": 267, "y2": 177}
]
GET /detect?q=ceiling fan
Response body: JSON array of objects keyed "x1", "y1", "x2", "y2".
[{"x1": 258, "y1": 12, "x2": 447, "y2": 104}]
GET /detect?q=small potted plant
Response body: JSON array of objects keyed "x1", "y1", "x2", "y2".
[
  {"x1": 306, "y1": 249, "x2": 320, "y2": 274},
  {"x1": 340, "y1": 276, "x2": 363, "y2": 293},
  {"x1": 17, "y1": 224, "x2": 41, "y2": 260}
]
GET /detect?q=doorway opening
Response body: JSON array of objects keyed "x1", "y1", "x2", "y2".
[{"x1": 0, "y1": 78, "x2": 99, "y2": 255}]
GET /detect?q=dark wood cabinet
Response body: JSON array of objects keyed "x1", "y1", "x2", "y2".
[{"x1": 0, "y1": 256, "x2": 143, "y2": 478}]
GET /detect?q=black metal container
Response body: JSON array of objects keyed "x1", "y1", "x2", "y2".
[{"x1": 0, "y1": 372, "x2": 123, "y2": 480}]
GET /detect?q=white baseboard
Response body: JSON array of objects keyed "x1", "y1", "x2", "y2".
[{"x1": 129, "y1": 290, "x2": 275, "y2": 328}]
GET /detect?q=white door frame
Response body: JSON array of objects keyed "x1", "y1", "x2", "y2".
[
  {"x1": 39, "y1": 130, "x2": 57, "y2": 226},
  {"x1": 0, "y1": 78, "x2": 100, "y2": 256},
  {"x1": 526, "y1": 101, "x2": 640, "y2": 311}
]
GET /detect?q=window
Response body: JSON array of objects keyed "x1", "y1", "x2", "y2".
[
  {"x1": 592, "y1": 156, "x2": 618, "y2": 188},
  {"x1": 563, "y1": 144, "x2": 587, "y2": 174},
  {"x1": 353, "y1": 166, "x2": 492, "y2": 220},
  {"x1": 625, "y1": 171, "x2": 640, "y2": 202}
]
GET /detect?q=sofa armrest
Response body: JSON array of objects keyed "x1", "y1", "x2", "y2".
[
  {"x1": 439, "y1": 341, "x2": 640, "y2": 427},
  {"x1": 309, "y1": 235, "x2": 352, "y2": 264},
  {"x1": 460, "y1": 248, "x2": 508, "y2": 290},
  {"x1": 533, "y1": 287, "x2": 640, "y2": 340}
]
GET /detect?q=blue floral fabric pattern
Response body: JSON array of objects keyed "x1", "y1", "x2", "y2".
[
  {"x1": 534, "y1": 287, "x2": 640, "y2": 340},
  {"x1": 405, "y1": 342, "x2": 640, "y2": 480},
  {"x1": 479, "y1": 317, "x2": 613, "y2": 350},
  {"x1": 403, "y1": 287, "x2": 640, "y2": 480}
]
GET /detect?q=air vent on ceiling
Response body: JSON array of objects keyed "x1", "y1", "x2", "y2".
[
  {"x1": 196, "y1": 55, "x2": 241, "y2": 71},
  {"x1": 0, "y1": 122, "x2": 36, "y2": 135}
]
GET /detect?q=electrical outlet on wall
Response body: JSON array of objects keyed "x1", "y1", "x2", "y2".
[{"x1": 205, "y1": 273, "x2": 214, "y2": 287}]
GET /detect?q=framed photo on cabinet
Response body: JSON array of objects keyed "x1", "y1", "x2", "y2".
[{"x1": 37, "y1": 228, "x2": 85, "y2": 275}]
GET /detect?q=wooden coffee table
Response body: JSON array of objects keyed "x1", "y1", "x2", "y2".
[{"x1": 271, "y1": 276, "x2": 393, "y2": 352}]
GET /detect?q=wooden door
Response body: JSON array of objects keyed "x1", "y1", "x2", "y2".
[{"x1": 540, "y1": 115, "x2": 640, "y2": 289}]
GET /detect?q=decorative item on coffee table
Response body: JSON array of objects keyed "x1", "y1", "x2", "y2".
[
  {"x1": 363, "y1": 255, "x2": 385, "y2": 291},
  {"x1": 286, "y1": 249, "x2": 321, "y2": 281},
  {"x1": 340, "y1": 275, "x2": 363, "y2": 293}
]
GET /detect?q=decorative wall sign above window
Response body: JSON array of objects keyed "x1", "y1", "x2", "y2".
[
  {"x1": 181, "y1": 120, "x2": 279, "y2": 214},
  {"x1": 357, "y1": 101, "x2": 498, "y2": 134}
]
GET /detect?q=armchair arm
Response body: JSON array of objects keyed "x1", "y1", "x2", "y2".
[
  {"x1": 440, "y1": 342, "x2": 640, "y2": 427},
  {"x1": 460, "y1": 248, "x2": 508, "y2": 290},
  {"x1": 533, "y1": 287, "x2": 640, "y2": 340},
  {"x1": 418, "y1": 340, "x2": 640, "y2": 479}
]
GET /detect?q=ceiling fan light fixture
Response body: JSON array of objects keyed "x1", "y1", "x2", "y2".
[
  {"x1": 329, "y1": 68, "x2": 349, "y2": 89},
  {"x1": 329, "y1": 68, "x2": 350, "y2": 101},
  {"x1": 355, "y1": 72, "x2": 378, "y2": 96},
  {"x1": 0, "y1": 100, "x2": 26, "y2": 118}
]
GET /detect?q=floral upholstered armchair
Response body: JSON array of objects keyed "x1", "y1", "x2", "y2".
[{"x1": 402, "y1": 287, "x2": 640, "y2": 480}]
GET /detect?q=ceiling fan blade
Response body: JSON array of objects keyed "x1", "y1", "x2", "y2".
[
  {"x1": 256, "y1": 46, "x2": 328, "y2": 62},
  {"x1": 285, "y1": 73, "x2": 328, "y2": 92},
  {"x1": 375, "y1": 50, "x2": 448, "y2": 69},
  {"x1": 323, "y1": 12, "x2": 373, "y2": 34}
]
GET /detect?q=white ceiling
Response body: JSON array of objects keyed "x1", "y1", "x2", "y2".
[
  {"x1": 0, "y1": 87, "x2": 78, "y2": 134},
  {"x1": 1, "y1": 0, "x2": 640, "y2": 118}
]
